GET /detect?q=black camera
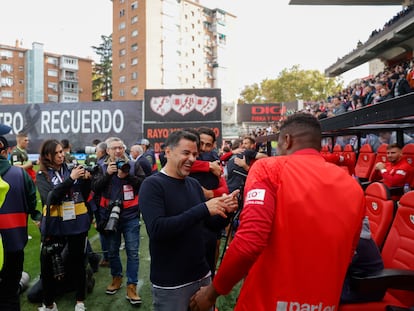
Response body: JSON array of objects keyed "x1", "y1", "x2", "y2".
[
  {"x1": 83, "y1": 164, "x2": 98, "y2": 173},
  {"x1": 104, "y1": 200, "x2": 122, "y2": 232},
  {"x1": 115, "y1": 159, "x2": 130, "y2": 173},
  {"x1": 67, "y1": 159, "x2": 79, "y2": 170},
  {"x1": 42, "y1": 242, "x2": 65, "y2": 280}
]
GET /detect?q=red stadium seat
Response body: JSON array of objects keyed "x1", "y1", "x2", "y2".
[
  {"x1": 369, "y1": 144, "x2": 388, "y2": 182},
  {"x1": 320, "y1": 144, "x2": 331, "y2": 158},
  {"x1": 402, "y1": 143, "x2": 414, "y2": 168},
  {"x1": 343, "y1": 144, "x2": 357, "y2": 176},
  {"x1": 364, "y1": 182, "x2": 395, "y2": 249},
  {"x1": 402, "y1": 144, "x2": 414, "y2": 189},
  {"x1": 339, "y1": 190, "x2": 414, "y2": 311},
  {"x1": 355, "y1": 144, "x2": 376, "y2": 181}
]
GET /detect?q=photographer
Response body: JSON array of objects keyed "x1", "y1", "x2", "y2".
[
  {"x1": 36, "y1": 139, "x2": 92, "y2": 311},
  {"x1": 91, "y1": 137, "x2": 145, "y2": 306}
]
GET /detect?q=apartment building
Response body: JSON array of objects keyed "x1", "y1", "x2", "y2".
[
  {"x1": 111, "y1": 0, "x2": 238, "y2": 103},
  {"x1": 0, "y1": 41, "x2": 93, "y2": 105}
]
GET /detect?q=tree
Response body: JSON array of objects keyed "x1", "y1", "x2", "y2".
[
  {"x1": 92, "y1": 35, "x2": 112, "y2": 101},
  {"x1": 238, "y1": 65, "x2": 343, "y2": 104}
]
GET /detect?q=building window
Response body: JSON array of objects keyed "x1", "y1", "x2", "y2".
[
  {"x1": 119, "y1": 22, "x2": 126, "y2": 30},
  {"x1": 47, "y1": 57, "x2": 58, "y2": 65},
  {"x1": 119, "y1": 76, "x2": 126, "y2": 83},
  {"x1": 18, "y1": 66, "x2": 23, "y2": 71},
  {"x1": 0, "y1": 50, "x2": 13, "y2": 59},
  {"x1": 120, "y1": 9, "x2": 125, "y2": 17},
  {"x1": 131, "y1": 58, "x2": 138, "y2": 66},
  {"x1": 119, "y1": 89, "x2": 125, "y2": 97},
  {"x1": 131, "y1": 29, "x2": 138, "y2": 37},
  {"x1": 131, "y1": 87, "x2": 138, "y2": 95},
  {"x1": 131, "y1": 1, "x2": 138, "y2": 10},
  {"x1": 119, "y1": 62, "x2": 126, "y2": 70},
  {"x1": 48, "y1": 82, "x2": 58, "y2": 91},
  {"x1": 48, "y1": 94, "x2": 58, "y2": 102},
  {"x1": 1, "y1": 91, "x2": 13, "y2": 98},
  {"x1": 131, "y1": 72, "x2": 138, "y2": 80},
  {"x1": 0, "y1": 64, "x2": 12, "y2": 73},
  {"x1": 131, "y1": 43, "x2": 138, "y2": 52},
  {"x1": 131, "y1": 16, "x2": 138, "y2": 24},
  {"x1": 119, "y1": 49, "x2": 126, "y2": 56},
  {"x1": 1, "y1": 77, "x2": 13, "y2": 86},
  {"x1": 120, "y1": 0, "x2": 125, "y2": 3},
  {"x1": 18, "y1": 52, "x2": 24, "y2": 58},
  {"x1": 119, "y1": 36, "x2": 126, "y2": 43},
  {"x1": 19, "y1": 79, "x2": 24, "y2": 84}
]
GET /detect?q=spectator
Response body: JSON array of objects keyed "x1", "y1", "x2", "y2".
[
  {"x1": 91, "y1": 137, "x2": 145, "y2": 306},
  {"x1": 36, "y1": 139, "x2": 92, "y2": 311},
  {"x1": 129, "y1": 144, "x2": 152, "y2": 177},
  {"x1": 139, "y1": 130, "x2": 239, "y2": 311},
  {"x1": 189, "y1": 113, "x2": 365, "y2": 311},
  {"x1": 10, "y1": 132, "x2": 37, "y2": 182},
  {"x1": 390, "y1": 73, "x2": 411, "y2": 98},
  {"x1": 0, "y1": 135, "x2": 41, "y2": 311},
  {"x1": 226, "y1": 138, "x2": 267, "y2": 193},
  {"x1": 137, "y1": 138, "x2": 158, "y2": 174}
]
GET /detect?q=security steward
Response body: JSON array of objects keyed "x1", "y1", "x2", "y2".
[{"x1": 0, "y1": 135, "x2": 41, "y2": 311}]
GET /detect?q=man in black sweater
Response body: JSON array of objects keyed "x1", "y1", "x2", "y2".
[{"x1": 139, "y1": 130, "x2": 238, "y2": 311}]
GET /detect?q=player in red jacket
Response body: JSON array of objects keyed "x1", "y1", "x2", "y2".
[{"x1": 190, "y1": 113, "x2": 365, "y2": 311}]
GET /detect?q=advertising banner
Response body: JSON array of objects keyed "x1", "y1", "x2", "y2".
[
  {"x1": 144, "y1": 89, "x2": 221, "y2": 122},
  {"x1": 237, "y1": 103, "x2": 283, "y2": 123},
  {"x1": 144, "y1": 121, "x2": 222, "y2": 153},
  {"x1": 0, "y1": 101, "x2": 143, "y2": 153}
]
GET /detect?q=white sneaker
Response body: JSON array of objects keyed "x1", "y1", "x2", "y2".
[
  {"x1": 75, "y1": 302, "x2": 86, "y2": 311},
  {"x1": 38, "y1": 302, "x2": 58, "y2": 311}
]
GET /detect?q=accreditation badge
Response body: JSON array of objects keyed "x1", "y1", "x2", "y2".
[
  {"x1": 123, "y1": 185, "x2": 134, "y2": 201},
  {"x1": 62, "y1": 201, "x2": 76, "y2": 221}
]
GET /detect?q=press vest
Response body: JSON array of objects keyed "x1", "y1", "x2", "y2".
[
  {"x1": 98, "y1": 161, "x2": 139, "y2": 222},
  {"x1": 0, "y1": 166, "x2": 29, "y2": 252},
  {"x1": 40, "y1": 166, "x2": 90, "y2": 236}
]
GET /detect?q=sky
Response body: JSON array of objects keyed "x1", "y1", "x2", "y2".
[{"x1": 1, "y1": 1, "x2": 402, "y2": 91}]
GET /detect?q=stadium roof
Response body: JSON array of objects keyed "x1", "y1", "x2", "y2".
[{"x1": 289, "y1": 0, "x2": 403, "y2": 5}]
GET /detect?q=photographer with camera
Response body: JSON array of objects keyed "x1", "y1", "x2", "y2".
[
  {"x1": 10, "y1": 131, "x2": 37, "y2": 182},
  {"x1": 36, "y1": 139, "x2": 92, "y2": 311},
  {"x1": 0, "y1": 134, "x2": 42, "y2": 311},
  {"x1": 91, "y1": 137, "x2": 145, "y2": 305}
]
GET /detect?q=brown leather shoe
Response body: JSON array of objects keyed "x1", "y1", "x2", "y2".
[
  {"x1": 106, "y1": 276, "x2": 122, "y2": 295},
  {"x1": 126, "y1": 284, "x2": 142, "y2": 305}
]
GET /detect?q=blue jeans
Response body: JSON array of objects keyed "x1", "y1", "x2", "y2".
[
  {"x1": 152, "y1": 275, "x2": 212, "y2": 311},
  {"x1": 106, "y1": 217, "x2": 140, "y2": 285}
]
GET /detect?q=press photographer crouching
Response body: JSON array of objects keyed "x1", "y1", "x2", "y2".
[
  {"x1": 36, "y1": 139, "x2": 92, "y2": 311},
  {"x1": 91, "y1": 137, "x2": 145, "y2": 305}
]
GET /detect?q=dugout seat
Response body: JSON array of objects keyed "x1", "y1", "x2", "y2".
[
  {"x1": 402, "y1": 143, "x2": 414, "y2": 167},
  {"x1": 355, "y1": 144, "x2": 376, "y2": 182},
  {"x1": 320, "y1": 144, "x2": 331, "y2": 159},
  {"x1": 343, "y1": 144, "x2": 357, "y2": 176},
  {"x1": 339, "y1": 190, "x2": 414, "y2": 311},
  {"x1": 369, "y1": 144, "x2": 389, "y2": 183},
  {"x1": 364, "y1": 182, "x2": 396, "y2": 249}
]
